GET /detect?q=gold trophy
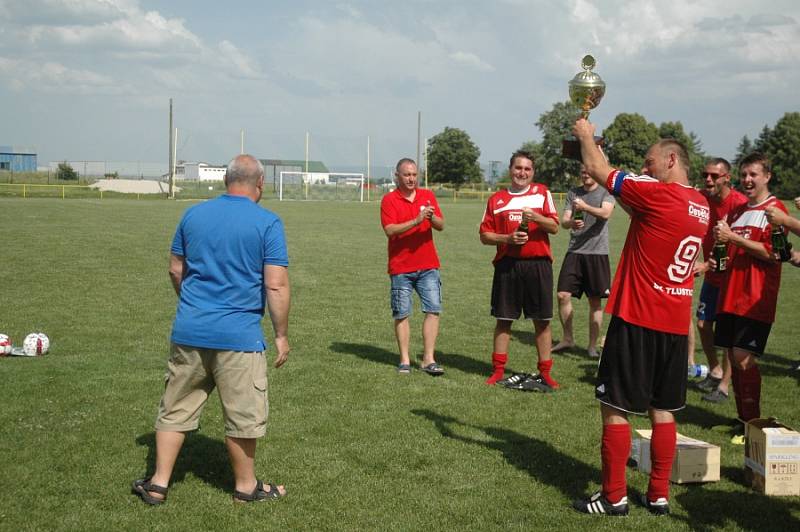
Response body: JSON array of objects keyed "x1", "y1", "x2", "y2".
[{"x1": 562, "y1": 54, "x2": 606, "y2": 161}]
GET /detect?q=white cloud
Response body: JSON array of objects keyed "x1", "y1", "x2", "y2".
[{"x1": 449, "y1": 51, "x2": 494, "y2": 72}]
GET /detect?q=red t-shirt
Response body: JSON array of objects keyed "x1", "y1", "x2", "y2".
[
  {"x1": 380, "y1": 187, "x2": 442, "y2": 275},
  {"x1": 479, "y1": 184, "x2": 559, "y2": 263},
  {"x1": 702, "y1": 189, "x2": 748, "y2": 287},
  {"x1": 717, "y1": 196, "x2": 786, "y2": 323},
  {"x1": 605, "y1": 171, "x2": 709, "y2": 335}
]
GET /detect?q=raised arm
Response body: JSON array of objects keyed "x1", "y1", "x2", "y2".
[{"x1": 573, "y1": 119, "x2": 614, "y2": 188}]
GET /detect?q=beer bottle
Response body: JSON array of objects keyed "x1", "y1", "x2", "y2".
[
  {"x1": 771, "y1": 224, "x2": 792, "y2": 262},
  {"x1": 573, "y1": 208, "x2": 584, "y2": 222},
  {"x1": 713, "y1": 240, "x2": 727, "y2": 272},
  {"x1": 517, "y1": 218, "x2": 529, "y2": 233}
]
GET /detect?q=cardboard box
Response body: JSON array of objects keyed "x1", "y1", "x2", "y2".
[
  {"x1": 633, "y1": 429, "x2": 720, "y2": 484},
  {"x1": 745, "y1": 418, "x2": 800, "y2": 496}
]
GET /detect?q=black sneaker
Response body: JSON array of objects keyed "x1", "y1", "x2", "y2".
[
  {"x1": 519, "y1": 374, "x2": 554, "y2": 393},
  {"x1": 639, "y1": 494, "x2": 670, "y2": 515},
  {"x1": 573, "y1": 492, "x2": 629, "y2": 516},
  {"x1": 702, "y1": 389, "x2": 729, "y2": 403},
  {"x1": 498, "y1": 373, "x2": 533, "y2": 389},
  {"x1": 695, "y1": 375, "x2": 721, "y2": 393}
]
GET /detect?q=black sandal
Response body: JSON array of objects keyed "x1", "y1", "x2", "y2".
[
  {"x1": 132, "y1": 477, "x2": 168, "y2": 505},
  {"x1": 233, "y1": 480, "x2": 286, "y2": 503}
]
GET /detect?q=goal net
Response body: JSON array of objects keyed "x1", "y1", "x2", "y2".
[{"x1": 278, "y1": 172, "x2": 365, "y2": 201}]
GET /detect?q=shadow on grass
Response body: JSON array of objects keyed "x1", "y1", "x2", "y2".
[
  {"x1": 135, "y1": 432, "x2": 232, "y2": 493},
  {"x1": 412, "y1": 408, "x2": 598, "y2": 500},
  {"x1": 329, "y1": 341, "x2": 494, "y2": 377},
  {"x1": 674, "y1": 481, "x2": 800, "y2": 530},
  {"x1": 758, "y1": 351, "x2": 800, "y2": 379}
]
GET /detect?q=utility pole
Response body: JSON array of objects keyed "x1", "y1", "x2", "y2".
[
  {"x1": 366, "y1": 135, "x2": 371, "y2": 202},
  {"x1": 489, "y1": 160, "x2": 501, "y2": 186}
]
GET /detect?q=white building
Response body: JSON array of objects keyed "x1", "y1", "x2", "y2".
[{"x1": 177, "y1": 162, "x2": 226, "y2": 181}]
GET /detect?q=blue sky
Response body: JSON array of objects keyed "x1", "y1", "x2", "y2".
[{"x1": 2, "y1": 0, "x2": 799, "y2": 176}]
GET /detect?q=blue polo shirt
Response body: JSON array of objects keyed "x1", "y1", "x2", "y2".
[{"x1": 170, "y1": 194, "x2": 289, "y2": 351}]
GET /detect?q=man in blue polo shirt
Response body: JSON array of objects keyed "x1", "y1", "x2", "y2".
[{"x1": 133, "y1": 154, "x2": 291, "y2": 505}]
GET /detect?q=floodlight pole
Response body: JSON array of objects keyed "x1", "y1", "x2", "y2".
[
  {"x1": 171, "y1": 127, "x2": 178, "y2": 197},
  {"x1": 168, "y1": 98, "x2": 175, "y2": 199},
  {"x1": 304, "y1": 131, "x2": 310, "y2": 200},
  {"x1": 240, "y1": 129, "x2": 244, "y2": 154},
  {"x1": 366, "y1": 135, "x2": 371, "y2": 202},
  {"x1": 424, "y1": 137, "x2": 429, "y2": 188},
  {"x1": 416, "y1": 111, "x2": 421, "y2": 169}
]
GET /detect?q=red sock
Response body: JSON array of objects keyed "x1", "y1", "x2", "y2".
[
  {"x1": 485, "y1": 353, "x2": 508, "y2": 385},
  {"x1": 601, "y1": 423, "x2": 630, "y2": 504},
  {"x1": 736, "y1": 365, "x2": 762, "y2": 422},
  {"x1": 538, "y1": 359, "x2": 559, "y2": 389},
  {"x1": 647, "y1": 421, "x2": 677, "y2": 501},
  {"x1": 731, "y1": 367, "x2": 744, "y2": 419}
]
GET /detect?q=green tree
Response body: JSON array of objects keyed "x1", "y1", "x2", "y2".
[
  {"x1": 732, "y1": 135, "x2": 754, "y2": 168},
  {"x1": 602, "y1": 113, "x2": 659, "y2": 172},
  {"x1": 758, "y1": 112, "x2": 800, "y2": 198},
  {"x1": 427, "y1": 127, "x2": 482, "y2": 188},
  {"x1": 56, "y1": 162, "x2": 79, "y2": 181},
  {"x1": 528, "y1": 101, "x2": 582, "y2": 192},
  {"x1": 658, "y1": 121, "x2": 706, "y2": 185}
]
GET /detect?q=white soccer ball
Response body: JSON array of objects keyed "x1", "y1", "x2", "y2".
[
  {"x1": 23, "y1": 332, "x2": 50, "y2": 356},
  {"x1": 0, "y1": 334, "x2": 11, "y2": 356}
]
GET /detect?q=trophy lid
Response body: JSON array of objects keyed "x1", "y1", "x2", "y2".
[
  {"x1": 569, "y1": 54, "x2": 605, "y2": 112},
  {"x1": 569, "y1": 54, "x2": 605, "y2": 90}
]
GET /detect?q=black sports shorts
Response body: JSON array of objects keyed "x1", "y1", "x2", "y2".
[
  {"x1": 491, "y1": 256, "x2": 553, "y2": 321},
  {"x1": 556, "y1": 252, "x2": 611, "y2": 299},
  {"x1": 595, "y1": 316, "x2": 688, "y2": 414},
  {"x1": 714, "y1": 312, "x2": 771, "y2": 357}
]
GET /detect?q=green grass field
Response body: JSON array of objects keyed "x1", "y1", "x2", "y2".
[{"x1": 1, "y1": 196, "x2": 798, "y2": 531}]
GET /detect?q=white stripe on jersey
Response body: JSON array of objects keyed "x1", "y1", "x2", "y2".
[
  {"x1": 492, "y1": 194, "x2": 545, "y2": 215},
  {"x1": 731, "y1": 208, "x2": 768, "y2": 231}
]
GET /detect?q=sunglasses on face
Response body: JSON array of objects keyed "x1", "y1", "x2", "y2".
[{"x1": 701, "y1": 172, "x2": 728, "y2": 179}]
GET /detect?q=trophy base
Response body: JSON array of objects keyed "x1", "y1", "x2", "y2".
[{"x1": 562, "y1": 135, "x2": 604, "y2": 162}]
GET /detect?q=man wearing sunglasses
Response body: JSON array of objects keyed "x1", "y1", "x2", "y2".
[{"x1": 693, "y1": 159, "x2": 747, "y2": 403}]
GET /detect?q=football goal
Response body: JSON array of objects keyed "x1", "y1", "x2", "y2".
[{"x1": 278, "y1": 172, "x2": 365, "y2": 202}]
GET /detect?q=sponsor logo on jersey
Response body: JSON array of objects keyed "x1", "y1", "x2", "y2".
[
  {"x1": 688, "y1": 201, "x2": 710, "y2": 224},
  {"x1": 508, "y1": 213, "x2": 523, "y2": 222},
  {"x1": 497, "y1": 199, "x2": 505, "y2": 205}
]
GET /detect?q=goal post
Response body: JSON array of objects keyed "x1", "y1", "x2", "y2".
[{"x1": 278, "y1": 172, "x2": 365, "y2": 202}]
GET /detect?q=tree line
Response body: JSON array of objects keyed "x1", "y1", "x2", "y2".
[{"x1": 426, "y1": 103, "x2": 800, "y2": 198}]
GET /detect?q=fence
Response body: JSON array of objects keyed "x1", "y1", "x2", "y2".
[{"x1": 0, "y1": 182, "x2": 566, "y2": 205}]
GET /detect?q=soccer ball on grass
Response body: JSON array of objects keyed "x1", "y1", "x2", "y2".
[
  {"x1": 23, "y1": 333, "x2": 50, "y2": 356},
  {"x1": 0, "y1": 334, "x2": 11, "y2": 356}
]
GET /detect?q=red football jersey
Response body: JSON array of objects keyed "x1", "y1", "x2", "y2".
[
  {"x1": 717, "y1": 196, "x2": 786, "y2": 323},
  {"x1": 479, "y1": 184, "x2": 559, "y2": 263},
  {"x1": 702, "y1": 189, "x2": 748, "y2": 287},
  {"x1": 380, "y1": 187, "x2": 442, "y2": 275},
  {"x1": 605, "y1": 171, "x2": 709, "y2": 335}
]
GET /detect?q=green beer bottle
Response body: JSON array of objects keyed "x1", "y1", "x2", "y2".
[
  {"x1": 771, "y1": 224, "x2": 792, "y2": 262},
  {"x1": 573, "y1": 208, "x2": 584, "y2": 222},
  {"x1": 713, "y1": 240, "x2": 727, "y2": 272}
]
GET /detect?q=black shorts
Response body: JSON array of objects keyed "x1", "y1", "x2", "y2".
[
  {"x1": 556, "y1": 252, "x2": 611, "y2": 299},
  {"x1": 491, "y1": 256, "x2": 553, "y2": 321},
  {"x1": 595, "y1": 316, "x2": 688, "y2": 414},
  {"x1": 714, "y1": 313, "x2": 771, "y2": 356}
]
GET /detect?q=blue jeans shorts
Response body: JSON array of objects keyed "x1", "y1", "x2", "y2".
[
  {"x1": 695, "y1": 281, "x2": 720, "y2": 322},
  {"x1": 390, "y1": 269, "x2": 442, "y2": 319}
]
